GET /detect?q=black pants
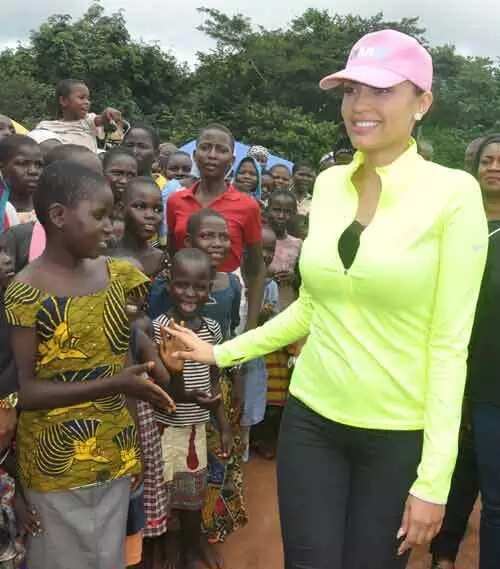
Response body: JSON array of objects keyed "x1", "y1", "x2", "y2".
[
  {"x1": 277, "y1": 397, "x2": 423, "y2": 569},
  {"x1": 430, "y1": 423, "x2": 478, "y2": 562}
]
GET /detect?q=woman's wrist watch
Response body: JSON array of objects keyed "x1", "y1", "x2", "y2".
[{"x1": 0, "y1": 393, "x2": 18, "y2": 409}]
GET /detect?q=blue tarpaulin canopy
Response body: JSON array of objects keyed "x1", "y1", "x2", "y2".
[{"x1": 179, "y1": 140, "x2": 294, "y2": 174}]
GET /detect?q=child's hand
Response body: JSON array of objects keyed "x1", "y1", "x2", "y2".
[
  {"x1": 131, "y1": 470, "x2": 144, "y2": 492},
  {"x1": 274, "y1": 270, "x2": 294, "y2": 285},
  {"x1": 118, "y1": 362, "x2": 176, "y2": 412},
  {"x1": 191, "y1": 390, "x2": 222, "y2": 412},
  {"x1": 15, "y1": 495, "x2": 42, "y2": 537},
  {"x1": 217, "y1": 426, "x2": 234, "y2": 460},
  {"x1": 101, "y1": 107, "x2": 122, "y2": 125},
  {"x1": 258, "y1": 303, "x2": 275, "y2": 325},
  {"x1": 159, "y1": 324, "x2": 186, "y2": 374}
]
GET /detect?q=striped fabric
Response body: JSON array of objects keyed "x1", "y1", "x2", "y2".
[{"x1": 152, "y1": 315, "x2": 222, "y2": 426}]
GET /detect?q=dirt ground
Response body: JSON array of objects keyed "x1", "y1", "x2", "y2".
[{"x1": 219, "y1": 457, "x2": 479, "y2": 569}]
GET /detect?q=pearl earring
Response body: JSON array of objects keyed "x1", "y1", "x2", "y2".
[{"x1": 414, "y1": 112, "x2": 423, "y2": 121}]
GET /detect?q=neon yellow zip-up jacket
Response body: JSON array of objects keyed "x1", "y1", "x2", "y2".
[{"x1": 215, "y1": 140, "x2": 488, "y2": 503}]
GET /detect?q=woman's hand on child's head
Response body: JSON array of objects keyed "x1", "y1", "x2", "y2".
[
  {"x1": 118, "y1": 362, "x2": 176, "y2": 412},
  {"x1": 159, "y1": 325, "x2": 186, "y2": 374},
  {"x1": 0, "y1": 408, "x2": 16, "y2": 449},
  {"x1": 164, "y1": 322, "x2": 217, "y2": 366}
]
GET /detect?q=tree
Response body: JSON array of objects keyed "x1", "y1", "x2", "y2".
[
  {"x1": 2, "y1": 4, "x2": 500, "y2": 167},
  {"x1": 0, "y1": 3, "x2": 187, "y2": 126}
]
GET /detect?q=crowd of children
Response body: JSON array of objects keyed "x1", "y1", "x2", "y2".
[{"x1": 0, "y1": 78, "x2": 327, "y2": 569}]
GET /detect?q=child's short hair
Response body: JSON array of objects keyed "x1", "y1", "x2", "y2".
[
  {"x1": 171, "y1": 248, "x2": 212, "y2": 275},
  {"x1": 186, "y1": 208, "x2": 227, "y2": 237},
  {"x1": 0, "y1": 134, "x2": 39, "y2": 165},
  {"x1": 197, "y1": 123, "x2": 235, "y2": 150},
  {"x1": 102, "y1": 147, "x2": 137, "y2": 171},
  {"x1": 267, "y1": 189, "x2": 298, "y2": 212},
  {"x1": 269, "y1": 163, "x2": 291, "y2": 175},
  {"x1": 292, "y1": 161, "x2": 315, "y2": 175},
  {"x1": 45, "y1": 144, "x2": 94, "y2": 166},
  {"x1": 124, "y1": 123, "x2": 160, "y2": 150},
  {"x1": 34, "y1": 161, "x2": 108, "y2": 228},
  {"x1": 123, "y1": 176, "x2": 161, "y2": 202}
]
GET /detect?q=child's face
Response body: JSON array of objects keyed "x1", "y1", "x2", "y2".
[
  {"x1": 293, "y1": 166, "x2": 316, "y2": 194},
  {"x1": 271, "y1": 166, "x2": 291, "y2": 190},
  {"x1": 62, "y1": 184, "x2": 114, "y2": 259},
  {"x1": 0, "y1": 116, "x2": 15, "y2": 141},
  {"x1": 188, "y1": 216, "x2": 230, "y2": 269},
  {"x1": 60, "y1": 83, "x2": 90, "y2": 120},
  {"x1": 235, "y1": 160, "x2": 258, "y2": 194},
  {"x1": 0, "y1": 235, "x2": 14, "y2": 289},
  {"x1": 169, "y1": 259, "x2": 212, "y2": 320},
  {"x1": 262, "y1": 228, "x2": 277, "y2": 267},
  {"x1": 165, "y1": 154, "x2": 192, "y2": 181},
  {"x1": 268, "y1": 195, "x2": 296, "y2": 237},
  {"x1": 194, "y1": 130, "x2": 233, "y2": 180},
  {"x1": 124, "y1": 181, "x2": 163, "y2": 242},
  {"x1": 261, "y1": 174, "x2": 274, "y2": 195},
  {"x1": 2, "y1": 144, "x2": 43, "y2": 197},
  {"x1": 104, "y1": 155, "x2": 138, "y2": 199},
  {"x1": 122, "y1": 129, "x2": 156, "y2": 175}
]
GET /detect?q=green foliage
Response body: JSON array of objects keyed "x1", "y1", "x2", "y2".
[{"x1": 1, "y1": 3, "x2": 499, "y2": 166}]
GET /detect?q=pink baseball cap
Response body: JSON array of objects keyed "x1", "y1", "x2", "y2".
[{"x1": 319, "y1": 29, "x2": 433, "y2": 92}]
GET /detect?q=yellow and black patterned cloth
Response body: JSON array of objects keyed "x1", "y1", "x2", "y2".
[{"x1": 5, "y1": 258, "x2": 149, "y2": 492}]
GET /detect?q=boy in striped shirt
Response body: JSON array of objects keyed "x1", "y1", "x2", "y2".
[{"x1": 153, "y1": 248, "x2": 231, "y2": 569}]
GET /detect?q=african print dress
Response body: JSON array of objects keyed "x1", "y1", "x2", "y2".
[{"x1": 4, "y1": 258, "x2": 149, "y2": 493}]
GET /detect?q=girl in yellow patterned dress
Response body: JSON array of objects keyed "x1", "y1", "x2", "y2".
[{"x1": 4, "y1": 161, "x2": 173, "y2": 569}]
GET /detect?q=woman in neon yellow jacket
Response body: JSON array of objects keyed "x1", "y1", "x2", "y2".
[{"x1": 166, "y1": 30, "x2": 488, "y2": 569}]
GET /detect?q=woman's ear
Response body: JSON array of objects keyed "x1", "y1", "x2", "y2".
[
  {"x1": 184, "y1": 235, "x2": 193, "y2": 248},
  {"x1": 47, "y1": 203, "x2": 66, "y2": 230},
  {"x1": 419, "y1": 91, "x2": 434, "y2": 118}
]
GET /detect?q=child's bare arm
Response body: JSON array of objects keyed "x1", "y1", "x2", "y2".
[
  {"x1": 134, "y1": 328, "x2": 171, "y2": 389},
  {"x1": 11, "y1": 327, "x2": 172, "y2": 411}
]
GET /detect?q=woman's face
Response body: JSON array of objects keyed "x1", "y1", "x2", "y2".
[
  {"x1": 194, "y1": 130, "x2": 233, "y2": 180},
  {"x1": 341, "y1": 81, "x2": 432, "y2": 157},
  {"x1": 478, "y1": 143, "x2": 500, "y2": 195},
  {"x1": 235, "y1": 160, "x2": 258, "y2": 193}
]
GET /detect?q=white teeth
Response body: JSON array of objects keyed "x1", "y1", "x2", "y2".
[{"x1": 355, "y1": 121, "x2": 378, "y2": 127}]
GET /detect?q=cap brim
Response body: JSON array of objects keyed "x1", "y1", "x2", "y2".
[{"x1": 319, "y1": 65, "x2": 407, "y2": 91}]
